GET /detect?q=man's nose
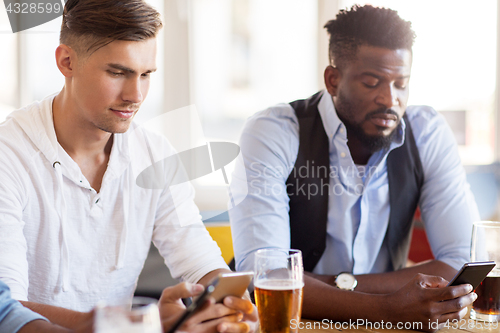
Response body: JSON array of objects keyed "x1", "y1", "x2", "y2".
[
  {"x1": 122, "y1": 77, "x2": 143, "y2": 104},
  {"x1": 375, "y1": 84, "x2": 399, "y2": 109}
]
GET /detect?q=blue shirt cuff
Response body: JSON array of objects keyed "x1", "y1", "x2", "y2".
[{"x1": 0, "y1": 302, "x2": 47, "y2": 333}]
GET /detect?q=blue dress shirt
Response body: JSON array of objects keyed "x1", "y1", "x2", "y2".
[
  {"x1": 229, "y1": 91, "x2": 480, "y2": 275},
  {"x1": 0, "y1": 279, "x2": 46, "y2": 332}
]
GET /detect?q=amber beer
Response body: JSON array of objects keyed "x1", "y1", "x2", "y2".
[
  {"x1": 471, "y1": 275, "x2": 500, "y2": 320},
  {"x1": 255, "y1": 279, "x2": 304, "y2": 333}
]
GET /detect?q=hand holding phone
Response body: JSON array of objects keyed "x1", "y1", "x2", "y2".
[
  {"x1": 166, "y1": 280, "x2": 217, "y2": 333},
  {"x1": 447, "y1": 261, "x2": 496, "y2": 290},
  {"x1": 167, "y1": 271, "x2": 253, "y2": 333}
]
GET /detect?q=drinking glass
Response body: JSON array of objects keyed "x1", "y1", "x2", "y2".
[
  {"x1": 470, "y1": 221, "x2": 500, "y2": 322},
  {"x1": 94, "y1": 296, "x2": 162, "y2": 333},
  {"x1": 254, "y1": 248, "x2": 304, "y2": 333}
]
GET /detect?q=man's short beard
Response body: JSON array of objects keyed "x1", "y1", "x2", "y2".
[
  {"x1": 342, "y1": 119, "x2": 398, "y2": 153},
  {"x1": 335, "y1": 92, "x2": 399, "y2": 153}
]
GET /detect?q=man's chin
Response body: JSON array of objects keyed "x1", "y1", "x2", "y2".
[
  {"x1": 97, "y1": 122, "x2": 132, "y2": 134},
  {"x1": 363, "y1": 131, "x2": 397, "y2": 153}
]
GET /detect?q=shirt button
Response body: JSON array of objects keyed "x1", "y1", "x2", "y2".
[
  {"x1": 340, "y1": 152, "x2": 346, "y2": 158},
  {"x1": 339, "y1": 128, "x2": 344, "y2": 133}
]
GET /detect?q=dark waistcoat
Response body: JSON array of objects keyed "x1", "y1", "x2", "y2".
[{"x1": 286, "y1": 91, "x2": 424, "y2": 272}]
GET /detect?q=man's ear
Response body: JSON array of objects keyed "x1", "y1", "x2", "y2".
[
  {"x1": 324, "y1": 65, "x2": 341, "y2": 97},
  {"x1": 55, "y1": 44, "x2": 77, "y2": 78}
]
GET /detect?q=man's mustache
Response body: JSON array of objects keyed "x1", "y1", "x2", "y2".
[
  {"x1": 365, "y1": 108, "x2": 400, "y2": 121},
  {"x1": 112, "y1": 103, "x2": 141, "y2": 110}
]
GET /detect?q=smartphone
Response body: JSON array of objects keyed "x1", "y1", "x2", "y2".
[
  {"x1": 211, "y1": 271, "x2": 254, "y2": 303},
  {"x1": 167, "y1": 271, "x2": 253, "y2": 333},
  {"x1": 447, "y1": 261, "x2": 496, "y2": 289},
  {"x1": 167, "y1": 279, "x2": 217, "y2": 333}
]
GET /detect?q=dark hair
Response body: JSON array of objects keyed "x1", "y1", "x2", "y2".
[
  {"x1": 324, "y1": 5, "x2": 415, "y2": 68},
  {"x1": 60, "y1": 0, "x2": 163, "y2": 56}
]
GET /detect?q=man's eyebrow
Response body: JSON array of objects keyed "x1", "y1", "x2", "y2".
[
  {"x1": 360, "y1": 72, "x2": 382, "y2": 79},
  {"x1": 107, "y1": 63, "x2": 157, "y2": 74},
  {"x1": 360, "y1": 72, "x2": 410, "y2": 80}
]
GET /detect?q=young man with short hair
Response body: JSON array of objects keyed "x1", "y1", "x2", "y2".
[
  {"x1": 230, "y1": 5, "x2": 478, "y2": 332},
  {"x1": 0, "y1": 1, "x2": 257, "y2": 332}
]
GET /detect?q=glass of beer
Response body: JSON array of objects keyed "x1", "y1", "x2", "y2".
[
  {"x1": 470, "y1": 221, "x2": 500, "y2": 322},
  {"x1": 254, "y1": 248, "x2": 304, "y2": 333}
]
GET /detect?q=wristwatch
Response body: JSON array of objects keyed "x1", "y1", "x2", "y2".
[{"x1": 334, "y1": 272, "x2": 357, "y2": 291}]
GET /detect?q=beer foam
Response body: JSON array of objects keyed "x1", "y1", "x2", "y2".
[{"x1": 254, "y1": 279, "x2": 304, "y2": 290}]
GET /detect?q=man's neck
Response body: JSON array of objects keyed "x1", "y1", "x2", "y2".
[
  {"x1": 346, "y1": 136, "x2": 372, "y2": 165},
  {"x1": 52, "y1": 89, "x2": 113, "y2": 192}
]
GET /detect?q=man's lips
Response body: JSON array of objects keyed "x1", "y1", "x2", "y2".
[
  {"x1": 369, "y1": 113, "x2": 398, "y2": 128},
  {"x1": 110, "y1": 108, "x2": 137, "y2": 119}
]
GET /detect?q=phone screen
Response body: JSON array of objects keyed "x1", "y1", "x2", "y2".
[{"x1": 447, "y1": 261, "x2": 496, "y2": 289}]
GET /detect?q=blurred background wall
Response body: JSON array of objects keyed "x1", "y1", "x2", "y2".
[{"x1": 1, "y1": 0, "x2": 498, "y2": 213}]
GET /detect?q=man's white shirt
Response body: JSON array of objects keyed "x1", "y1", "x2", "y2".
[{"x1": 0, "y1": 93, "x2": 227, "y2": 311}]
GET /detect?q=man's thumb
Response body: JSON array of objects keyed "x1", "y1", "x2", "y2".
[{"x1": 161, "y1": 282, "x2": 204, "y2": 303}]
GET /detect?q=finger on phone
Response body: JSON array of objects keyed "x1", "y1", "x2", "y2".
[
  {"x1": 437, "y1": 292, "x2": 477, "y2": 317},
  {"x1": 160, "y1": 282, "x2": 205, "y2": 303},
  {"x1": 218, "y1": 321, "x2": 250, "y2": 333},
  {"x1": 187, "y1": 302, "x2": 237, "y2": 324},
  {"x1": 438, "y1": 284, "x2": 474, "y2": 302},
  {"x1": 223, "y1": 296, "x2": 254, "y2": 314},
  {"x1": 193, "y1": 314, "x2": 242, "y2": 333},
  {"x1": 417, "y1": 274, "x2": 449, "y2": 289},
  {"x1": 434, "y1": 306, "x2": 469, "y2": 326}
]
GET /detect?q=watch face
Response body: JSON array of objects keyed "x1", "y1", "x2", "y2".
[{"x1": 336, "y1": 273, "x2": 357, "y2": 290}]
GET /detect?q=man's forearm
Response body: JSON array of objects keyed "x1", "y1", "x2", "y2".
[
  {"x1": 354, "y1": 260, "x2": 457, "y2": 293},
  {"x1": 20, "y1": 301, "x2": 90, "y2": 329},
  {"x1": 301, "y1": 271, "x2": 475, "y2": 332},
  {"x1": 306, "y1": 260, "x2": 457, "y2": 294},
  {"x1": 301, "y1": 275, "x2": 388, "y2": 322}
]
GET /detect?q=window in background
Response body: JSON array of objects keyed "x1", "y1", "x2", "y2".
[
  {"x1": 341, "y1": 0, "x2": 497, "y2": 165},
  {"x1": 189, "y1": 0, "x2": 319, "y2": 187},
  {"x1": 18, "y1": 14, "x2": 64, "y2": 106},
  {"x1": 0, "y1": 0, "x2": 164, "y2": 124},
  {"x1": 0, "y1": 8, "x2": 18, "y2": 121}
]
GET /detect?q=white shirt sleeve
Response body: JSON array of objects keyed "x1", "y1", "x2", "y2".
[
  {"x1": 0, "y1": 144, "x2": 30, "y2": 301},
  {"x1": 151, "y1": 176, "x2": 229, "y2": 284}
]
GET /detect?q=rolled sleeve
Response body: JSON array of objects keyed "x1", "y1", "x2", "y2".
[{"x1": 0, "y1": 280, "x2": 47, "y2": 333}]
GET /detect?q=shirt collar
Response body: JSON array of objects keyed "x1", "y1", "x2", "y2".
[{"x1": 317, "y1": 90, "x2": 344, "y2": 141}]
